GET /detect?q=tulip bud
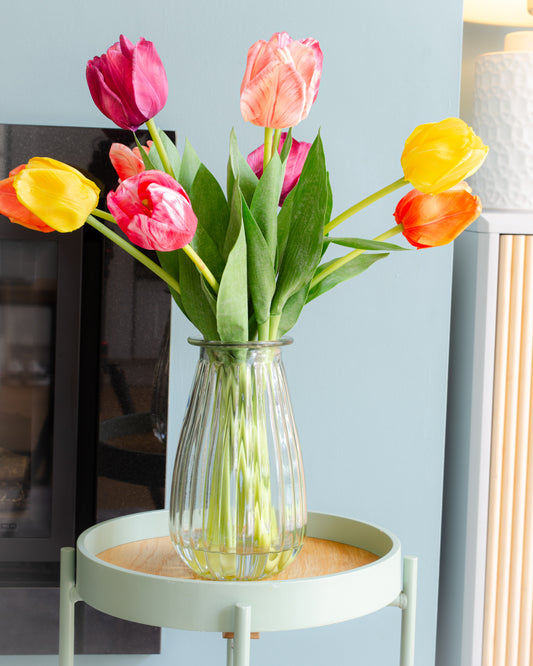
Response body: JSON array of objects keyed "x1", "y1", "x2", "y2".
[
  {"x1": 240, "y1": 32, "x2": 322, "y2": 129},
  {"x1": 109, "y1": 142, "x2": 151, "y2": 182},
  {"x1": 87, "y1": 35, "x2": 168, "y2": 131},
  {"x1": 107, "y1": 170, "x2": 198, "y2": 251},
  {"x1": 401, "y1": 118, "x2": 488, "y2": 194},
  {"x1": 394, "y1": 182, "x2": 482, "y2": 248}
]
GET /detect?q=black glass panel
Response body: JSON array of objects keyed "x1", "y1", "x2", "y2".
[
  {"x1": 0, "y1": 240, "x2": 56, "y2": 539},
  {"x1": 0, "y1": 123, "x2": 172, "y2": 655}
]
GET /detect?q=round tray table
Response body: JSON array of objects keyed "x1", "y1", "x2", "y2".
[{"x1": 59, "y1": 510, "x2": 417, "y2": 666}]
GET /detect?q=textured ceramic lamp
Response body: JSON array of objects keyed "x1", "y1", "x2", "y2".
[{"x1": 464, "y1": 0, "x2": 533, "y2": 210}]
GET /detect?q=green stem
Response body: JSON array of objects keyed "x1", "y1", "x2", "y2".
[
  {"x1": 272, "y1": 128, "x2": 282, "y2": 159},
  {"x1": 86, "y1": 215, "x2": 181, "y2": 295},
  {"x1": 310, "y1": 224, "x2": 404, "y2": 289},
  {"x1": 92, "y1": 208, "x2": 116, "y2": 224},
  {"x1": 146, "y1": 118, "x2": 174, "y2": 176},
  {"x1": 257, "y1": 321, "x2": 270, "y2": 341},
  {"x1": 324, "y1": 177, "x2": 408, "y2": 235},
  {"x1": 181, "y1": 244, "x2": 219, "y2": 294},
  {"x1": 263, "y1": 127, "x2": 274, "y2": 172},
  {"x1": 269, "y1": 314, "x2": 281, "y2": 341}
]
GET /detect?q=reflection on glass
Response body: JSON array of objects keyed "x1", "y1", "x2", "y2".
[{"x1": 0, "y1": 240, "x2": 56, "y2": 538}]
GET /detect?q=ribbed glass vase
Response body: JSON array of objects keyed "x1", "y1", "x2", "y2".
[{"x1": 169, "y1": 338, "x2": 306, "y2": 581}]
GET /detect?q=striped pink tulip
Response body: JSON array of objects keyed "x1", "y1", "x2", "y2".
[{"x1": 107, "y1": 170, "x2": 197, "y2": 251}]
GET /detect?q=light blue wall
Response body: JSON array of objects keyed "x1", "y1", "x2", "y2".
[{"x1": 1, "y1": 1, "x2": 464, "y2": 664}]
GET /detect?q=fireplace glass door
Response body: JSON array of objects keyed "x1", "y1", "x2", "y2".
[{"x1": 0, "y1": 239, "x2": 56, "y2": 540}]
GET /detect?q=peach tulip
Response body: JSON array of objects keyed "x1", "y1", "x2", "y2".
[
  {"x1": 247, "y1": 133, "x2": 311, "y2": 204},
  {"x1": 394, "y1": 182, "x2": 482, "y2": 248},
  {"x1": 87, "y1": 35, "x2": 168, "y2": 131},
  {"x1": 240, "y1": 32, "x2": 322, "y2": 129},
  {"x1": 107, "y1": 170, "x2": 197, "y2": 251},
  {"x1": 109, "y1": 142, "x2": 152, "y2": 181}
]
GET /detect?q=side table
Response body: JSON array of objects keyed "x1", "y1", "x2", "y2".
[{"x1": 59, "y1": 510, "x2": 417, "y2": 666}]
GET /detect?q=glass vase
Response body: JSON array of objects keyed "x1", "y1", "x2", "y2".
[{"x1": 169, "y1": 338, "x2": 306, "y2": 581}]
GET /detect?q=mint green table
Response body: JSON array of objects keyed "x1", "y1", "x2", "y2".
[{"x1": 59, "y1": 510, "x2": 417, "y2": 666}]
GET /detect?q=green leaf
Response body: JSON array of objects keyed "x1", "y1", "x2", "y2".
[
  {"x1": 307, "y1": 253, "x2": 389, "y2": 302},
  {"x1": 227, "y1": 129, "x2": 258, "y2": 207},
  {"x1": 250, "y1": 151, "x2": 283, "y2": 263},
  {"x1": 279, "y1": 128, "x2": 293, "y2": 163},
  {"x1": 321, "y1": 172, "x2": 333, "y2": 258},
  {"x1": 134, "y1": 135, "x2": 158, "y2": 170},
  {"x1": 271, "y1": 132, "x2": 328, "y2": 315},
  {"x1": 189, "y1": 165, "x2": 229, "y2": 275},
  {"x1": 325, "y1": 237, "x2": 408, "y2": 252},
  {"x1": 158, "y1": 129, "x2": 181, "y2": 178},
  {"x1": 147, "y1": 141, "x2": 165, "y2": 171},
  {"x1": 277, "y1": 283, "x2": 309, "y2": 337},
  {"x1": 178, "y1": 250, "x2": 219, "y2": 340},
  {"x1": 216, "y1": 186, "x2": 249, "y2": 341},
  {"x1": 179, "y1": 138, "x2": 201, "y2": 194},
  {"x1": 276, "y1": 186, "x2": 296, "y2": 271},
  {"x1": 242, "y1": 197, "x2": 276, "y2": 327}
]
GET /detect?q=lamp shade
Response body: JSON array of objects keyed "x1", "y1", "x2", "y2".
[{"x1": 464, "y1": 0, "x2": 533, "y2": 26}]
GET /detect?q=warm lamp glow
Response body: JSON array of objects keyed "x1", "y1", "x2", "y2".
[{"x1": 464, "y1": 0, "x2": 533, "y2": 26}]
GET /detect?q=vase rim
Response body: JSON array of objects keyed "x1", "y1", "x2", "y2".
[{"x1": 187, "y1": 337, "x2": 293, "y2": 349}]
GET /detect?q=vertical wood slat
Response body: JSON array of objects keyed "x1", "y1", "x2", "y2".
[
  {"x1": 482, "y1": 235, "x2": 533, "y2": 666},
  {"x1": 516, "y1": 237, "x2": 533, "y2": 666}
]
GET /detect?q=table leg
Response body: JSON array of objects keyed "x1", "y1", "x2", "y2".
[
  {"x1": 231, "y1": 604, "x2": 251, "y2": 666},
  {"x1": 399, "y1": 556, "x2": 418, "y2": 666},
  {"x1": 59, "y1": 547, "x2": 78, "y2": 666}
]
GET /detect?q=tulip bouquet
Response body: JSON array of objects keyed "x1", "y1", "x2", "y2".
[
  {"x1": 0, "y1": 34, "x2": 487, "y2": 343},
  {"x1": 0, "y1": 33, "x2": 488, "y2": 579}
]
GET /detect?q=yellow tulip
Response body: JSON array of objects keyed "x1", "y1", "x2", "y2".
[
  {"x1": 13, "y1": 157, "x2": 100, "y2": 232},
  {"x1": 401, "y1": 117, "x2": 488, "y2": 194}
]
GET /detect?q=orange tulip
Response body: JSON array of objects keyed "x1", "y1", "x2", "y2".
[
  {"x1": 394, "y1": 182, "x2": 482, "y2": 248},
  {"x1": 0, "y1": 165, "x2": 55, "y2": 232},
  {"x1": 240, "y1": 32, "x2": 322, "y2": 129}
]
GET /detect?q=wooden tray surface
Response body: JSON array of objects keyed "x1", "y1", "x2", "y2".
[{"x1": 98, "y1": 536, "x2": 379, "y2": 581}]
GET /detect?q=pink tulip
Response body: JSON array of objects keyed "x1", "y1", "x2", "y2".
[
  {"x1": 87, "y1": 35, "x2": 168, "y2": 131},
  {"x1": 240, "y1": 32, "x2": 322, "y2": 129},
  {"x1": 109, "y1": 142, "x2": 152, "y2": 181},
  {"x1": 107, "y1": 170, "x2": 197, "y2": 251},
  {"x1": 247, "y1": 133, "x2": 311, "y2": 204}
]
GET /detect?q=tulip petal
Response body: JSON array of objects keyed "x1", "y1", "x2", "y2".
[
  {"x1": 395, "y1": 185, "x2": 482, "y2": 248},
  {"x1": 241, "y1": 61, "x2": 307, "y2": 128},
  {"x1": 87, "y1": 35, "x2": 168, "y2": 131},
  {"x1": 109, "y1": 143, "x2": 146, "y2": 181},
  {"x1": 240, "y1": 33, "x2": 322, "y2": 129},
  {"x1": 0, "y1": 174, "x2": 55, "y2": 232},
  {"x1": 131, "y1": 39, "x2": 169, "y2": 119},
  {"x1": 247, "y1": 133, "x2": 312, "y2": 204},
  {"x1": 401, "y1": 117, "x2": 488, "y2": 194},
  {"x1": 14, "y1": 158, "x2": 100, "y2": 232},
  {"x1": 107, "y1": 170, "x2": 197, "y2": 251}
]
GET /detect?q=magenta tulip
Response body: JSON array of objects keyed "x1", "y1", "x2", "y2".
[
  {"x1": 240, "y1": 32, "x2": 322, "y2": 129},
  {"x1": 107, "y1": 170, "x2": 197, "y2": 251},
  {"x1": 86, "y1": 35, "x2": 168, "y2": 131},
  {"x1": 247, "y1": 133, "x2": 311, "y2": 204}
]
